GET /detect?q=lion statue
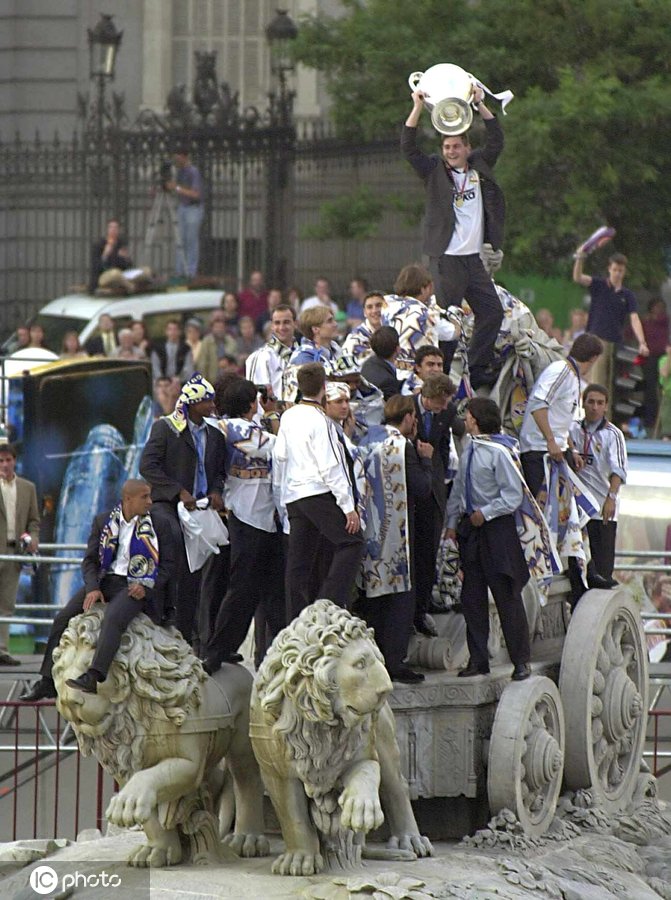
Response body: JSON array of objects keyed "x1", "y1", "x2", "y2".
[
  {"x1": 250, "y1": 599, "x2": 433, "y2": 876},
  {"x1": 52, "y1": 609, "x2": 269, "y2": 868}
]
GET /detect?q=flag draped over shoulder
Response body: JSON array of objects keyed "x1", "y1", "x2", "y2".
[
  {"x1": 474, "y1": 433, "x2": 561, "y2": 595},
  {"x1": 357, "y1": 425, "x2": 411, "y2": 598}
]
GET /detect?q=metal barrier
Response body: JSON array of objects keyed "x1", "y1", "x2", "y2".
[{"x1": 0, "y1": 699, "x2": 116, "y2": 841}]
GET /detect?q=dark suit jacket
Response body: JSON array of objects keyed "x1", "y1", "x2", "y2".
[
  {"x1": 413, "y1": 396, "x2": 463, "y2": 513},
  {"x1": 401, "y1": 117, "x2": 505, "y2": 256},
  {"x1": 139, "y1": 417, "x2": 226, "y2": 506},
  {"x1": 361, "y1": 354, "x2": 403, "y2": 401},
  {"x1": 82, "y1": 509, "x2": 177, "y2": 623}
]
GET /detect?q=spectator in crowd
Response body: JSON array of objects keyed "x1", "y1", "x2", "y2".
[
  {"x1": 246, "y1": 304, "x2": 299, "y2": 401},
  {"x1": 166, "y1": 147, "x2": 204, "y2": 280},
  {"x1": 403, "y1": 86, "x2": 505, "y2": 389},
  {"x1": 218, "y1": 355, "x2": 241, "y2": 376},
  {"x1": 361, "y1": 326, "x2": 403, "y2": 400},
  {"x1": 0, "y1": 443, "x2": 39, "y2": 666},
  {"x1": 235, "y1": 316, "x2": 264, "y2": 366},
  {"x1": 658, "y1": 344, "x2": 671, "y2": 438},
  {"x1": 10, "y1": 325, "x2": 30, "y2": 353},
  {"x1": 201, "y1": 379, "x2": 285, "y2": 673},
  {"x1": 199, "y1": 311, "x2": 238, "y2": 385},
  {"x1": 184, "y1": 317, "x2": 205, "y2": 368},
  {"x1": 273, "y1": 363, "x2": 364, "y2": 619},
  {"x1": 342, "y1": 291, "x2": 386, "y2": 362},
  {"x1": 562, "y1": 307, "x2": 588, "y2": 349},
  {"x1": 570, "y1": 383, "x2": 626, "y2": 584},
  {"x1": 152, "y1": 376, "x2": 180, "y2": 418},
  {"x1": 130, "y1": 320, "x2": 150, "y2": 357},
  {"x1": 150, "y1": 319, "x2": 194, "y2": 383},
  {"x1": 641, "y1": 298, "x2": 669, "y2": 430},
  {"x1": 60, "y1": 330, "x2": 87, "y2": 360},
  {"x1": 256, "y1": 287, "x2": 283, "y2": 333},
  {"x1": 346, "y1": 276, "x2": 369, "y2": 327},
  {"x1": 300, "y1": 277, "x2": 338, "y2": 315},
  {"x1": 572, "y1": 250, "x2": 648, "y2": 408},
  {"x1": 112, "y1": 328, "x2": 145, "y2": 360},
  {"x1": 29, "y1": 323, "x2": 48, "y2": 350},
  {"x1": 446, "y1": 398, "x2": 531, "y2": 681},
  {"x1": 237, "y1": 270, "x2": 268, "y2": 322},
  {"x1": 286, "y1": 285, "x2": 303, "y2": 312},
  {"x1": 356, "y1": 394, "x2": 433, "y2": 683},
  {"x1": 220, "y1": 291, "x2": 240, "y2": 334},
  {"x1": 402, "y1": 344, "x2": 446, "y2": 396},
  {"x1": 20, "y1": 480, "x2": 176, "y2": 699},
  {"x1": 413, "y1": 372, "x2": 464, "y2": 636},
  {"x1": 291, "y1": 306, "x2": 341, "y2": 366},
  {"x1": 89, "y1": 218, "x2": 132, "y2": 293},
  {"x1": 140, "y1": 374, "x2": 226, "y2": 646},
  {"x1": 85, "y1": 314, "x2": 117, "y2": 356},
  {"x1": 535, "y1": 308, "x2": 555, "y2": 339}
]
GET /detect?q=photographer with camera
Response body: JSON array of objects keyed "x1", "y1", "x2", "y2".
[
  {"x1": 164, "y1": 146, "x2": 204, "y2": 280},
  {"x1": 0, "y1": 444, "x2": 39, "y2": 667}
]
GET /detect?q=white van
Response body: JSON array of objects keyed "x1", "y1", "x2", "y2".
[{"x1": 3, "y1": 289, "x2": 225, "y2": 353}]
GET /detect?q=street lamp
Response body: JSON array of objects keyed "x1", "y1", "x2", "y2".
[
  {"x1": 87, "y1": 13, "x2": 123, "y2": 80},
  {"x1": 266, "y1": 9, "x2": 298, "y2": 98}
]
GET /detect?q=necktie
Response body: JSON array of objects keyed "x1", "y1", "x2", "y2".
[
  {"x1": 423, "y1": 410, "x2": 432, "y2": 437},
  {"x1": 192, "y1": 426, "x2": 208, "y2": 498}
]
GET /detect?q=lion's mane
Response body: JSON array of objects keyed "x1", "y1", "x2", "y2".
[
  {"x1": 52, "y1": 609, "x2": 206, "y2": 783},
  {"x1": 254, "y1": 600, "x2": 385, "y2": 802}
]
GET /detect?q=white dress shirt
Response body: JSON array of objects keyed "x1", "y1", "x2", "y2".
[
  {"x1": 109, "y1": 514, "x2": 137, "y2": 576},
  {"x1": 1, "y1": 477, "x2": 17, "y2": 542}
]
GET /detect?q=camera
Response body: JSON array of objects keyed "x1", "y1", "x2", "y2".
[
  {"x1": 255, "y1": 384, "x2": 270, "y2": 402},
  {"x1": 157, "y1": 160, "x2": 173, "y2": 190}
]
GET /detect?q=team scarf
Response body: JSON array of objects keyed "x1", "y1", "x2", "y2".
[
  {"x1": 98, "y1": 505, "x2": 159, "y2": 589},
  {"x1": 163, "y1": 372, "x2": 215, "y2": 434},
  {"x1": 472, "y1": 434, "x2": 561, "y2": 592},
  {"x1": 383, "y1": 294, "x2": 444, "y2": 371},
  {"x1": 539, "y1": 455, "x2": 599, "y2": 585},
  {"x1": 341, "y1": 320, "x2": 375, "y2": 362},
  {"x1": 357, "y1": 425, "x2": 411, "y2": 597},
  {"x1": 266, "y1": 332, "x2": 297, "y2": 364}
]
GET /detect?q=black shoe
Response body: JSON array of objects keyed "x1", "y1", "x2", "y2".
[
  {"x1": 390, "y1": 667, "x2": 425, "y2": 684},
  {"x1": 0, "y1": 650, "x2": 21, "y2": 666},
  {"x1": 202, "y1": 652, "x2": 243, "y2": 676},
  {"x1": 458, "y1": 662, "x2": 490, "y2": 678},
  {"x1": 20, "y1": 677, "x2": 57, "y2": 702},
  {"x1": 512, "y1": 662, "x2": 532, "y2": 681},
  {"x1": 469, "y1": 365, "x2": 500, "y2": 391},
  {"x1": 65, "y1": 671, "x2": 99, "y2": 694},
  {"x1": 587, "y1": 573, "x2": 619, "y2": 590},
  {"x1": 414, "y1": 614, "x2": 438, "y2": 638}
]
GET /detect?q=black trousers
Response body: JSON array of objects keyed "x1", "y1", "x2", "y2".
[
  {"x1": 430, "y1": 253, "x2": 503, "y2": 373},
  {"x1": 586, "y1": 518, "x2": 617, "y2": 581},
  {"x1": 413, "y1": 503, "x2": 442, "y2": 619},
  {"x1": 205, "y1": 513, "x2": 285, "y2": 665},
  {"x1": 41, "y1": 575, "x2": 152, "y2": 680},
  {"x1": 520, "y1": 448, "x2": 577, "y2": 501},
  {"x1": 458, "y1": 517, "x2": 530, "y2": 670},
  {"x1": 150, "y1": 501, "x2": 201, "y2": 646},
  {"x1": 353, "y1": 590, "x2": 415, "y2": 675},
  {"x1": 286, "y1": 493, "x2": 364, "y2": 621},
  {"x1": 198, "y1": 542, "x2": 230, "y2": 649}
]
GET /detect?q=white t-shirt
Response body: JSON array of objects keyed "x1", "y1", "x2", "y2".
[
  {"x1": 519, "y1": 360, "x2": 580, "y2": 453},
  {"x1": 446, "y1": 168, "x2": 484, "y2": 256}
]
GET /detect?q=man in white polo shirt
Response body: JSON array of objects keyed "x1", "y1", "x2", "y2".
[
  {"x1": 273, "y1": 363, "x2": 364, "y2": 620},
  {"x1": 569, "y1": 383, "x2": 627, "y2": 585},
  {"x1": 519, "y1": 333, "x2": 604, "y2": 499}
]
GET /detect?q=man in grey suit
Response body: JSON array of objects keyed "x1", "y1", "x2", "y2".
[
  {"x1": 402, "y1": 85, "x2": 505, "y2": 389},
  {"x1": 0, "y1": 444, "x2": 39, "y2": 666}
]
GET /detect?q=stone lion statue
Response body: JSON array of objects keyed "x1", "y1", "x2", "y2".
[
  {"x1": 52, "y1": 609, "x2": 269, "y2": 868},
  {"x1": 250, "y1": 599, "x2": 433, "y2": 876}
]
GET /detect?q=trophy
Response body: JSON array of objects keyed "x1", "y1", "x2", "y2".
[{"x1": 408, "y1": 63, "x2": 514, "y2": 136}]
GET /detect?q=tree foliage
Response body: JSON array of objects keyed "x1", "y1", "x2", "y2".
[{"x1": 293, "y1": 0, "x2": 671, "y2": 283}]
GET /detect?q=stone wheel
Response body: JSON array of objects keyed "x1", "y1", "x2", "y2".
[
  {"x1": 559, "y1": 588, "x2": 648, "y2": 810},
  {"x1": 487, "y1": 676, "x2": 565, "y2": 836}
]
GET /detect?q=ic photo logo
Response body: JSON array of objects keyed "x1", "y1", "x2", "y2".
[{"x1": 29, "y1": 864, "x2": 122, "y2": 895}]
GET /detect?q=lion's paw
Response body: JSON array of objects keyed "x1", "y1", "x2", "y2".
[
  {"x1": 271, "y1": 851, "x2": 324, "y2": 876},
  {"x1": 107, "y1": 784, "x2": 157, "y2": 827},
  {"x1": 127, "y1": 841, "x2": 182, "y2": 868},
  {"x1": 388, "y1": 833, "x2": 434, "y2": 858},
  {"x1": 222, "y1": 832, "x2": 270, "y2": 858},
  {"x1": 339, "y1": 790, "x2": 384, "y2": 833}
]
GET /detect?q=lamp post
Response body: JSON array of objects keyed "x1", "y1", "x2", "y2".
[
  {"x1": 87, "y1": 13, "x2": 123, "y2": 144},
  {"x1": 266, "y1": 9, "x2": 298, "y2": 127}
]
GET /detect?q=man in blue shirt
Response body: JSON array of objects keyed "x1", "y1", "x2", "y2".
[
  {"x1": 572, "y1": 251, "x2": 648, "y2": 406},
  {"x1": 167, "y1": 147, "x2": 204, "y2": 279}
]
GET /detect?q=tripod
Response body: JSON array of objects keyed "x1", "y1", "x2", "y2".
[{"x1": 144, "y1": 188, "x2": 187, "y2": 276}]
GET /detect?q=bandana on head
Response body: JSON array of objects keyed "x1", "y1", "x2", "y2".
[
  {"x1": 325, "y1": 381, "x2": 351, "y2": 401},
  {"x1": 164, "y1": 372, "x2": 215, "y2": 434}
]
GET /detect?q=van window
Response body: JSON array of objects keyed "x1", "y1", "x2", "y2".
[{"x1": 143, "y1": 307, "x2": 220, "y2": 339}]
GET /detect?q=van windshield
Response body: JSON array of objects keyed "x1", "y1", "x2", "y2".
[{"x1": 31, "y1": 314, "x2": 89, "y2": 353}]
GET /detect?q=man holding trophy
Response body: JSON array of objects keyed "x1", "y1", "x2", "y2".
[{"x1": 402, "y1": 71, "x2": 506, "y2": 390}]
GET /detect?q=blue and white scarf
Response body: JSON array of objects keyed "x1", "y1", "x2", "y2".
[{"x1": 98, "y1": 505, "x2": 159, "y2": 589}]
